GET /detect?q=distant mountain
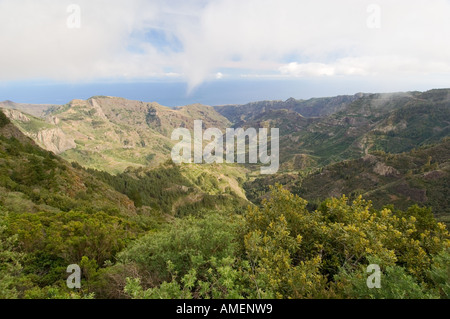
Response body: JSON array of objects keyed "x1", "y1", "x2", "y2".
[
  {"x1": 216, "y1": 89, "x2": 450, "y2": 170},
  {"x1": 0, "y1": 100, "x2": 61, "y2": 118},
  {"x1": 214, "y1": 93, "x2": 366, "y2": 123},
  {"x1": 3, "y1": 89, "x2": 449, "y2": 176},
  {"x1": 2, "y1": 96, "x2": 230, "y2": 174}
]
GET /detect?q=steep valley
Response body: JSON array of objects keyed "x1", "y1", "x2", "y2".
[{"x1": 2, "y1": 88, "x2": 449, "y2": 218}]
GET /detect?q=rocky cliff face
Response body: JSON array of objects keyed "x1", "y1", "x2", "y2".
[
  {"x1": 373, "y1": 162, "x2": 400, "y2": 177},
  {"x1": 32, "y1": 128, "x2": 76, "y2": 154}
]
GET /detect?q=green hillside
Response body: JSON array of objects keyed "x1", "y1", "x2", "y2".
[
  {"x1": 244, "y1": 138, "x2": 450, "y2": 225},
  {"x1": 0, "y1": 110, "x2": 136, "y2": 216},
  {"x1": 86, "y1": 162, "x2": 249, "y2": 217},
  {"x1": 0, "y1": 109, "x2": 248, "y2": 299},
  {"x1": 228, "y1": 89, "x2": 450, "y2": 171}
]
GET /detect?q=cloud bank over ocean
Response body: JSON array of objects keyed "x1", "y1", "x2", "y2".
[{"x1": 1, "y1": 0, "x2": 449, "y2": 92}]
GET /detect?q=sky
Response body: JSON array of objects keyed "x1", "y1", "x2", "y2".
[{"x1": 0, "y1": 0, "x2": 450, "y2": 106}]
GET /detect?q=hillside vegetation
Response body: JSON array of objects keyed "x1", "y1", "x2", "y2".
[
  {"x1": 244, "y1": 138, "x2": 450, "y2": 225},
  {"x1": 0, "y1": 88, "x2": 449, "y2": 299},
  {"x1": 217, "y1": 89, "x2": 450, "y2": 170},
  {"x1": 0, "y1": 110, "x2": 135, "y2": 216}
]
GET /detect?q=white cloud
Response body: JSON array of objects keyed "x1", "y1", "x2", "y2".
[
  {"x1": 279, "y1": 56, "x2": 450, "y2": 78},
  {"x1": 280, "y1": 63, "x2": 340, "y2": 77},
  {"x1": 0, "y1": 0, "x2": 450, "y2": 90}
]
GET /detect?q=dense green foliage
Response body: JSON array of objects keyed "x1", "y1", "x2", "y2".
[
  {"x1": 0, "y1": 213, "x2": 23, "y2": 299},
  {"x1": 0, "y1": 111, "x2": 9, "y2": 128},
  {"x1": 3, "y1": 173, "x2": 447, "y2": 299},
  {"x1": 0, "y1": 209, "x2": 139, "y2": 298},
  {"x1": 121, "y1": 186, "x2": 449, "y2": 299},
  {"x1": 87, "y1": 163, "x2": 247, "y2": 216},
  {"x1": 87, "y1": 164, "x2": 192, "y2": 212}
]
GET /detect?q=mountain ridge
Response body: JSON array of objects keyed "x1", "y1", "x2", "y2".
[
  {"x1": 2, "y1": 89, "x2": 449, "y2": 175},
  {"x1": 1, "y1": 96, "x2": 230, "y2": 173}
]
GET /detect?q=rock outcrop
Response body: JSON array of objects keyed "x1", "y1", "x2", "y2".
[
  {"x1": 33, "y1": 128, "x2": 76, "y2": 154},
  {"x1": 373, "y1": 162, "x2": 400, "y2": 177},
  {"x1": 2, "y1": 108, "x2": 31, "y2": 123}
]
